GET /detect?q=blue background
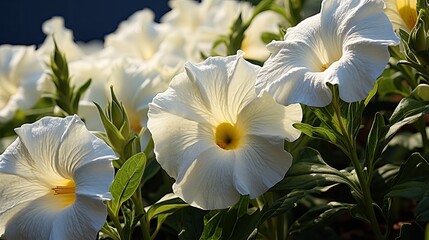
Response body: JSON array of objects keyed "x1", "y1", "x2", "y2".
[{"x1": 0, "y1": 1, "x2": 170, "y2": 45}]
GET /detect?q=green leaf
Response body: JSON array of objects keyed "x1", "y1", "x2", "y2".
[
  {"x1": 365, "y1": 113, "x2": 389, "y2": 168},
  {"x1": 260, "y1": 32, "x2": 281, "y2": 44},
  {"x1": 416, "y1": 196, "x2": 429, "y2": 221},
  {"x1": 377, "y1": 76, "x2": 410, "y2": 97},
  {"x1": 177, "y1": 207, "x2": 206, "y2": 240},
  {"x1": 200, "y1": 211, "x2": 224, "y2": 239},
  {"x1": 199, "y1": 196, "x2": 261, "y2": 240},
  {"x1": 94, "y1": 102, "x2": 126, "y2": 153},
  {"x1": 274, "y1": 148, "x2": 357, "y2": 192},
  {"x1": 396, "y1": 222, "x2": 425, "y2": 240},
  {"x1": 252, "y1": 0, "x2": 274, "y2": 17},
  {"x1": 109, "y1": 152, "x2": 147, "y2": 215},
  {"x1": 293, "y1": 123, "x2": 344, "y2": 151},
  {"x1": 386, "y1": 153, "x2": 429, "y2": 200},
  {"x1": 289, "y1": 202, "x2": 355, "y2": 235},
  {"x1": 386, "y1": 181, "x2": 429, "y2": 199},
  {"x1": 121, "y1": 207, "x2": 135, "y2": 240},
  {"x1": 411, "y1": 84, "x2": 429, "y2": 101},
  {"x1": 147, "y1": 196, "x2": 188, "y2": 221},
  {"x1": 141, "y1": 158, "x2": 161, "y2": 185},
  {"x1": 259, "y1": 190, "x2": 306, "y2": 222},
  {"x1": 389, "y1": 95, "x2": 429, "y2": 126},
  {"x1": 100, "y1": 222, "x2": 120, "y2": 240},
  {"x1": 394, "y1": 153, "x2": 429, "y2": 184}
]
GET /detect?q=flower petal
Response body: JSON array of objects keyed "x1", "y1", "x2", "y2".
[
  {"x1": 327, "y1": 43, "x2": 391, "y2": 102},
  {"x1": 258, "y1": 64, "x2": 333, "y2": 107},
  {"x1": 185, "y1": 52, "x2": 259, "y2": 123},
  {"x1": 233, "y1": 135, "x2": 292, "y2": 198},
  {"x1": 150, "y1": 72, "x2": 215, "y2": 125},
  {"x1": 173, "y1": 147, "x2": 239, "y2": 210},
  {"x1": 320, "y1": 0, "x2": 399, "y2": 46},
  {"x1": 0, "y1": 45, "x2": 44, "y2": 122},
  {"x1": 10, "y1": 115, "x2": 116, "y2": 183},
  {"x1": 148, "y1": 108, "x2": 214, "y2": 178},
  {"x1": 2, "y1": 193, "x2": 62, "y2": 240},
  {"x1": 0, "y1": 174, "x2": 48, "y2": 235},
  {"x1": 74, "y1": 160, "x2": 114, "y2": 200},
  {"x1": 238, "y1": 92, "x2": 302, "y2": 142},
  {"x1": 49, "y1": 195, "x2": 107, "y2": 240}
]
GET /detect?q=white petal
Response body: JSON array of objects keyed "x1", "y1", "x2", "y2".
[
  {"x1": 242, "y1": 11, "x2": 286, "y2": 61},
  {"x1": 384, "y1": 0, "x2": 411, "y2": 32},
  {"x1": 234, "y1": 135, "x2": 292, "y2": 198},
  {"x1": 50, "y1": 195, "x2": 107, "y2": 240},
  {"x1": 2, "y1": 193, "x2": 62, "y2": 240},
  {"x1": 320, "y1": 0, "x2": 399, "y2": 46},
  {"x1": 77, "y1": 102, "x2": 105, "y2": 132},
  {"x1": 0, "y1": 174, "x2": 48, "y2": 235},
  {"x1": 148, "y1": 107, "x2": 214, "y2": 178},
  {"x1": 0, "y1": 45, "x2": 44, "y2": 122},
  {"x1": 105, "y1": 9, "x2": 166, "y2": 61},
  {"x1": 328, "y1": 43, "x2": 391, "y2": 102},
  {"x1": 256, "y1": 17, "x2": 334, "y2": 107},
  {"x1": 74, "y1": 160, "x2": 114, "y2": 200},
  {"x1": 150, "y1": 72, "x2": 215, "y2": 125},
  {"x1": 37, "y1": 17, "x2": 84, "y2": 62},
  {"x1": 238, "y1": 92, "x2": 302, "y2": 142},
  {"x1": 173, "y1": 147, "x2": 240, "y2": 210},
  {"x1": 11, "y1": 115, "x2": 115, "y2": 183},
  {"x1": 185, "y1": 52, "x2": 259, "y2": 123},
  {"x1": 259, "y1": 64, "x2": 333, "y2": 107}
]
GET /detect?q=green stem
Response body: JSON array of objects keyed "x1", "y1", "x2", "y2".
[
  {"x1": 332, "y1": 94, "x2": 384, "y2": 240},
  {"x1": 349, "y1": 149, "x2": 384, "y2": 240},
  {"x1": 276, "y1": 213, "x2": 286, "y2": 240},
  {"x1": 417, "y1": 117, "x2": 429, "y2": 154},
  {"x1": 133, "y1": 188, "x2": 151, "y2": 240},
  {"x1": 108, "y1": 206, "x2": 123, "y2": 235}
]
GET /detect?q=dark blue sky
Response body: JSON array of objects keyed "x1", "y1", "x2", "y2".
[{"x1": 0, "y1": 1, "x2": 170, "y2": 45}]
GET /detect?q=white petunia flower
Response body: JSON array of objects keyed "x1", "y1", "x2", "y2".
[
  {"x1": 384, "y1": 0, "x2": 417, "y2": 32},
  {"x1": 37, "y1": 17, "x2": 85, "y2": 63},
  {"x1": 0, "y1": 115, "x2": 116, "y2": 240},
  {"x1": 110, "y1": 58, "x2": 180, "y2": 148},
  {"x1": 241, "y1": 10, "x2": 287, "y2": 62},
  {"x1": 256, "y1": 0, "x2": 400, "y2": 107},
  {"x1": 0, "y1": 45, "x2": 45, "y2": 123},
  {"x1": 161, "y1": 0, "x2": 253, "y2": 58},
  {"x1": 104, "y1": 9, "x2": 168, "y2": 61},
  {"x1": 147, "y1": 52, "x2": 302, "y2": 210},
  {"x1": 67, "y1": 58, "x2": 115, "y2": 131}
]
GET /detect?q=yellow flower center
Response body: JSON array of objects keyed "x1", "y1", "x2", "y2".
[
  {"x1": 396, "y1": 0, "x2": 417, "y2": 30},
  {"x1": 52, "y1": 179, "x2": 76, "y2": 208},
  {"x1": 320, "y1": 63, "x2": 329, "y2": 71},
  {"x1": 215, "y1": 122, "x2": 243, "y2": 150}
]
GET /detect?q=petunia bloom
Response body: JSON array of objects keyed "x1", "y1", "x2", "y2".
[
  {"x1": 0, "y1": 45, "x2": 45, "y2": 123},
  {"x1": 384, "y1": 0, "x2": 417, "y2": 32},
  {"x1": 148, "y1": 52, "x2": 302, "y2": 210},
  {"x1": 0, "y1": 115, "x2": 116, "y2": 240},
  {"x1": 256, "y1": 0, "x2": 400, "y2": 107}
]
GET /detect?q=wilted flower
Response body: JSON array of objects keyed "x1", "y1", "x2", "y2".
[
  {"x1": 0, "y1": 45, "x2": 45, "y2": 122},
  {"x1": 148, "y1": 52, "x2": 302, "y2": 210},
  {"x1": 256, "y1": 0, "x2": 400, "y2": 107},
  {"x1": 0, "y1": 115, "x2": 116, "y2": 239},
  {"x1": 384, "y1": 0, "x2": 417, "y2": 32}
]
